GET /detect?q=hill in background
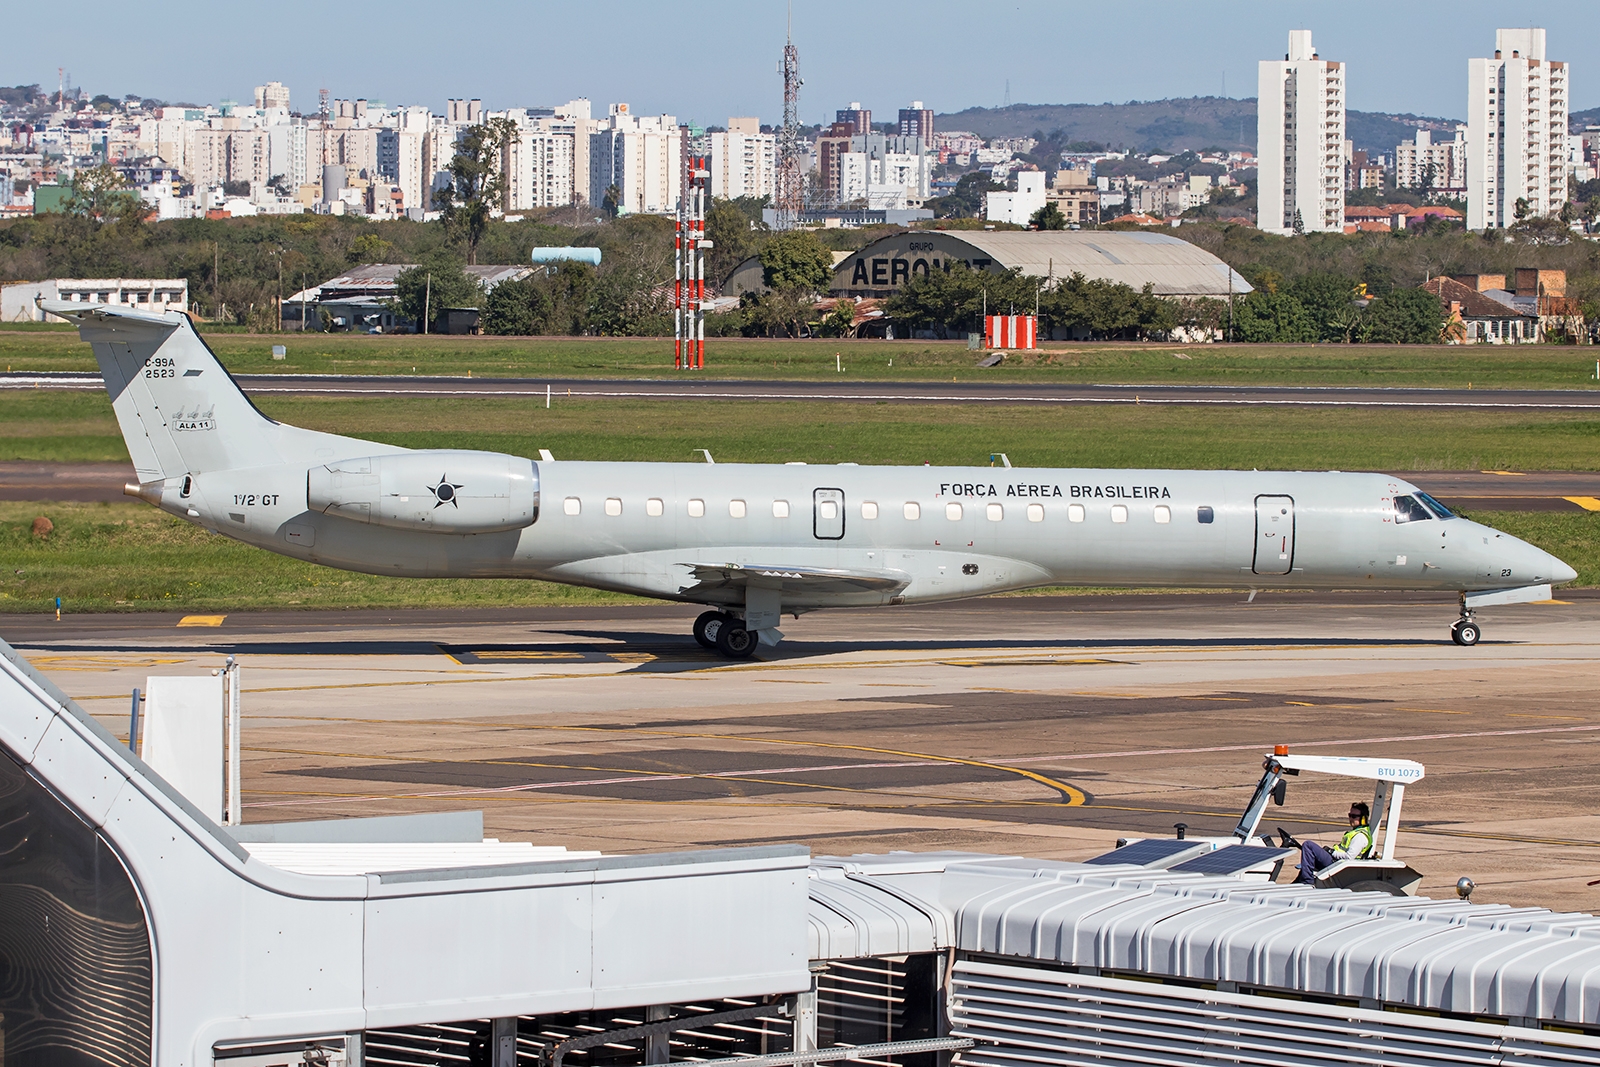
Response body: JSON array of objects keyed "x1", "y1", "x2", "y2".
[{"x1": 935, "y1": 97, "x2": 1465, "y2": 155}]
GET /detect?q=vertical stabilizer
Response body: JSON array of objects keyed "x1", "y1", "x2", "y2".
[{"x1": 45, "y1": 303, "x2": 287, "y2": 481}]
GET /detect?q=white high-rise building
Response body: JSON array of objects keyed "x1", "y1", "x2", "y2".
[
  {"x1": 1467, "y1": 28, "x2": 1569, "y2": 231},
  {"x1": 708, "y1": 118, "x2": 775, "y2": 201},
  {"x1": 1394, "y1": 128, "x2": 1467, "y2": 195},
  {"x1": 589, "y1": 104, "x2": 681, "y2": 215},
  {"x1": 1257, "y1": 29, "x2": 1345, "y2": 235}
]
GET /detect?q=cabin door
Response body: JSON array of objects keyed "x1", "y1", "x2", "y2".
[
  {"x1": 813, "y1": 488, "x2": 845, "y2": 540},
  {"x1": 1253, "y1": 495, "x2": 1295, "y2": 575}
]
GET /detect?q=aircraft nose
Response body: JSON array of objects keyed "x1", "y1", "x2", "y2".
[{"x1": 1550, "y1": 554, "x2": 1577, "y2": 585}]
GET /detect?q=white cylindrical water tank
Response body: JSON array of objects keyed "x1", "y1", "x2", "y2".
[{"x1": 530, "y1": 247, "x2": 602, "y2": 267}]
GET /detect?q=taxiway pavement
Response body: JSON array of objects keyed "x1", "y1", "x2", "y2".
[
  {"x1": 9, "y1": 590, "x2": 1600, "y2": 912},
  {"x1": 9, "y1": 370, "x2": 1600, "y2": 409}
]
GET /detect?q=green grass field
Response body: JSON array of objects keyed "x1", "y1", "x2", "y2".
[
  {"x1": 3, "y1": 500, "x2": 1592, "y2": 614},
  {"x1": 6, "y1": 324, "x2": 1600, "y2": 389},
  {"x1": 6, "y1": 390, "x2": 1600, "y2": 471}
]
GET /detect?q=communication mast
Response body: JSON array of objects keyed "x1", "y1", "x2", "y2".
[
  {"x1": 774, "y1": 7, "x2": 803, "y2": 229},
  {"x1": 675, "y1": 154, "x2": 709, "y2": 369},
  {"x1": 318, "y1": 89, "x2": 330, "y2": 120}
]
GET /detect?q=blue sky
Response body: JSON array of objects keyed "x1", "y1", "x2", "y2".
[{"x1": 17, "y1": 1, "x2": 1599, "y2": 124}]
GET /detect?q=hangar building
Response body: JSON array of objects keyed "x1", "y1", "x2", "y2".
[{"x1": 829, "y1": 230, "x2": 1252, "y2": 301}]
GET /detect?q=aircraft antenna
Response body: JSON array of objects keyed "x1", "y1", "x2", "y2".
[{"x1": 774, "y1": 3, "x2": 803, "y2": 230}]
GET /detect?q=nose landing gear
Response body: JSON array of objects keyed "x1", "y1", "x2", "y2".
[{"x1": 1451, "y1": 598, "x2": 1481, "y2": 646}]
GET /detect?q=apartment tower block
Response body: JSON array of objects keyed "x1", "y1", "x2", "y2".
[
  {"x1": 1257, "y1": 30, "x2": 1345, "y2": 235},
  {"x1": 1467, "y1": 28, "x2": 1568, "y2": 231}
]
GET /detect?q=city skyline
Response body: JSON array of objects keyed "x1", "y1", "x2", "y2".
[{"x1": 11, "y1": 0, "x2": 1599, "y2": 127}]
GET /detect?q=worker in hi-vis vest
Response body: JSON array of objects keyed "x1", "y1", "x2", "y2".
[{"x1": 1285, "y1": 801, "x2": 1373, "y2": 884}]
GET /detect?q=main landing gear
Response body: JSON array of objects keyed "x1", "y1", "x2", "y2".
[
  {"x1": 693, "y1": 610, "x2": 759, "y2": 660},
  {"x1": 1451, "y1": 604, "x2": 1481, "y2": 647}
]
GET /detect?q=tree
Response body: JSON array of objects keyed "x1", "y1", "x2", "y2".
[
  {"x1": 391, "y1": 252, "x2": 482, "y2": 329},
  {"x1": 821, "y1": 298, "x2": 858, "y2": 338},
  {"x1": 925, "y1": 172, "x2": 1003, "y2": 219},
  {"x1": 706, "y1": 197, "x2": 767, "y2": 285},
  {"x1": 1029, "y1": 202, "x2": 1067, "y2": 230},
  {"x1": 1359, "y1": 288, "x2": 1444, "y2": 344},
  {"x1": 1234, "y1": 291, "x2": 1317, "y2": 342},
  {"x1": 61, "y1": 163, "x2": 144, "y2": 225},
  {"x1": 760, "y1": 229, "x2": 833, "y2": 294},
  {"x1": 1513, "y1": 197, "x2": 1532, "y2": 221},
  {"x1": 1286, "y1": 272, "x2": 1360, "y2": 342},
  {"x1": 433, "y1": 117, "x2": 518, "y2": 264},
  {"x1": 1291, "y1": 209, "x2": 1305, "y2": 235},
  {"x1": 601, "y1": 184, "x2": 622, "y2": 218},
  {"x1": 346, "y1": 233, "x2": 396, "y2": 264}
]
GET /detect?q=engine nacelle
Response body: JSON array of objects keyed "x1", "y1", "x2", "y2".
[{"x1": 308, "y1": 452, "x2": 539, "y2": 534}]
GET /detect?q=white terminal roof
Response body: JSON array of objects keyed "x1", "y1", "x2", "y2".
[{"x1": 808, "y1": 852, "x2": 1600, "y2": 1026}]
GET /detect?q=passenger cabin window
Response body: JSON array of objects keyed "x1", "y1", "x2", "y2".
[
  {"x1": 818, "y1": 500, "x2": 837, "y2": 520},
  {"x1": 1068, "y1": 503, "x2": 1085, "y2": 522},
  {"x1": 861, "y1": 501, "x2": 879, "y2": 520},
  {"x1": 1197, "y1": 506, "x2": 1215, "y2": 524},
  {"x1": 1027, "y1": 503, "x2": 1045, "y2": 522},
  {"x1": 563, "y1": 497, "x2": 581, "y2": 516},
  {"x1": 1153, "y1": 505, "x2": 1171, "y2": 524},
  {"x1": 688, "y1": 499, "x2": 705, "y2": 517},
  {"x1": 945, "y1": 502, "x2": 963, "y2": 521},
  {"x1": 646, "y1": 498, "x2": 664, "y2": 517},
  {"x1": 904, "y1": 502, "x2": 920, "y2": 520},
  {"x1": 604, "y1": 498, "x2": 622, "y2": 516},
  {"x1": 1393, "y1": 495, "x2": 1432, "y2": 524},
  {"x1": 986, "y1": 503, "x2": 1003, "y2": 521},
  {"x1": 1110, "y1": 505, "x2": 1128, "y2": 523},
  {"x1": 773, "y1": 500, "x2": 790, "y2": 518},
  {"x1": 1416, "y1": 491, "x2": 1456, "y2": 519},
  {"x1": 729, "y1": 499, "x2": 747, "y2": 518}
]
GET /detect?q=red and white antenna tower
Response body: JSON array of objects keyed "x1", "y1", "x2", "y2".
[
  {"x1": 675, "y1": 153, "x2": 709, "y2": 369},
  {"x1": 774, "y1": 5, "x2": 803, "y2": 229}
]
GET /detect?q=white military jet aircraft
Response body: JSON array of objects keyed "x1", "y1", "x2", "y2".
[{"x1": 51, "y1": 302, "x2": 1575, "y2": 657}]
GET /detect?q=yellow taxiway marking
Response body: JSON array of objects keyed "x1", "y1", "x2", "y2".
[
  {"x1": 176, "y1": 615, "x2": 226, "y2": 627},
  {"x1": 1482, "y1": 470, "x2": 1527, "y2": 476},
  {"x1": 1507, "y1": 713, "x2": 1586, "y2": 721},
  {"x1": 1564, "y1": 496, "x2": 1600, "y2": 511},
  {"x1": 1396, "y1": 707, "x2": 1469, "y2": 715}
]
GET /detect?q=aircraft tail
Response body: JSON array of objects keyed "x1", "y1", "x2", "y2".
[{"x1": 46, "y1": 302, "x2": 391, "y2": 484}]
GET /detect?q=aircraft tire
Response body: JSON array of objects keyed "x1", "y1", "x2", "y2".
[
  {"x1": 693, "y1": 611, "x2": 727, "y2": 650},
  {"x1": 1451, "y1": 620, "x2": 1481, "y2": 646},
  {"x1": 715, "y1": 622, "x2": 759, "y2": 659}
]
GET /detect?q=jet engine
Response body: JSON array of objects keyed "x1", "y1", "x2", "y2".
[{"x1": 307, "y1": 452, "x2": 538, "y2": 534}]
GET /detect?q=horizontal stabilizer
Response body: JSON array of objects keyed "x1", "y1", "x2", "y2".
[
  {"x1": 681, "y1": 563, "x2": 910, "y2": 598},
  {"x1": 1464, "y1": 584, "x2": 1552, "y2": 609}
]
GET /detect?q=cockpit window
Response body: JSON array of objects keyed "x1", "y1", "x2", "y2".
[
  {"x1": 1393, "y1": 495, "x2": 1432, "y2": 523},
  {"x1": 1416, "y1": 491, "x2": 1456, "y2": 519}
]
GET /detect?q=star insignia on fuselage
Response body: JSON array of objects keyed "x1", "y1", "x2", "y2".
[{"x1": 429, "y1": 475, "x2": 463, "y2": 509}]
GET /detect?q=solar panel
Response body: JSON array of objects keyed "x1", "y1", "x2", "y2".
[
  {"x1": 1169, "y1": 845, "x2": 1294, "y2": 876},
  {"x1": 1085, "y1": 838, "x2": 1212, "y2": 867}
]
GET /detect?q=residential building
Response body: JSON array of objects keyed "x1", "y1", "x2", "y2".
[
  {"x1": 503, "y1": 124, "x2": 576, "y2": 210},
  {"x1": 1045, "y1": 167, "x2": 1099, "y2": 226},
  {"x1": 898, "y1": 101, "x2": 934, "y2": 147},
  {"x1": 1394, "y1": 128, "x2": 1467, "y2": 194},
  {"x1": 708, "y1": 118, "x2": 775, "y2": 201},
  {"x1": 589, "y1": 104, "x2": 681, "y2": 214},
  {"x1": 1467, "y1": 28, "x2": 1568, "y2": 230},
  {"x1": 833, "y1": 133, "x2": 930, "y2": 209},
  {"x1": 835, "y1": 103, "x2": 870, "y2": 135},
  {"x1": 1419, "y1": 270, "x2": 1572, "y2": 343},
  {"x1": 253, "y1": 82, "x2": 289, "y2": 111},
  {"x1": 1257, "y1": 29, "x2": 1346, "y2": 234},
  {"x1": 985, "y1": 171, "x2": 1047, "y2": 225},
  {"x1": 446, "y1": 99, "x2": 482, "y2": 125}
]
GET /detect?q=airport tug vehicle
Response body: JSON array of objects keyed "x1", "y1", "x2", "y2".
[
  {"x1": 1242, "y1": 745, "x2": 1425, "y2": 895},
  {"x1": 1095, "y1": 745, "x2": 1424, "y2": 895}
]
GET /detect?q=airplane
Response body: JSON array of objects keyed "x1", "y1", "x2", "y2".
[{"x1": 48, "y1": 300, "x2": 1577, "y2": 658}]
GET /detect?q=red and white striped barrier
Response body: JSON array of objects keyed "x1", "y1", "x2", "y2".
[{"x1": 985, "y1": 315, "x2": 1037, "y2": 350}]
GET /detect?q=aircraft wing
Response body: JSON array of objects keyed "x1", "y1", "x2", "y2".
[{"x1": 680, "y1": 563, "x2": 911, "y2": 598}]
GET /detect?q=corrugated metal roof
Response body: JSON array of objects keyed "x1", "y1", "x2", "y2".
[
  {"x1": 834, "y1": 231, "x2": 1251, "y2": 298},
  {"x1": 810, "y1": 853, "x2": 1600, "y2": 1025}
]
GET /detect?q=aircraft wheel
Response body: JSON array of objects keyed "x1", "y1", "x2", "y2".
[
  {"x1": 693, "y1": 611, "x2": 727, "y2": 650},
  {"x1": 1451, "y1": 620, "x2": 1481, "y2": 646},
  {"x1": 715, "y1": 622, "x2": 759, "y2": 659},
  {"x1": 1345, "y1": 879, "x2": 1407, "y2": 896}
]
